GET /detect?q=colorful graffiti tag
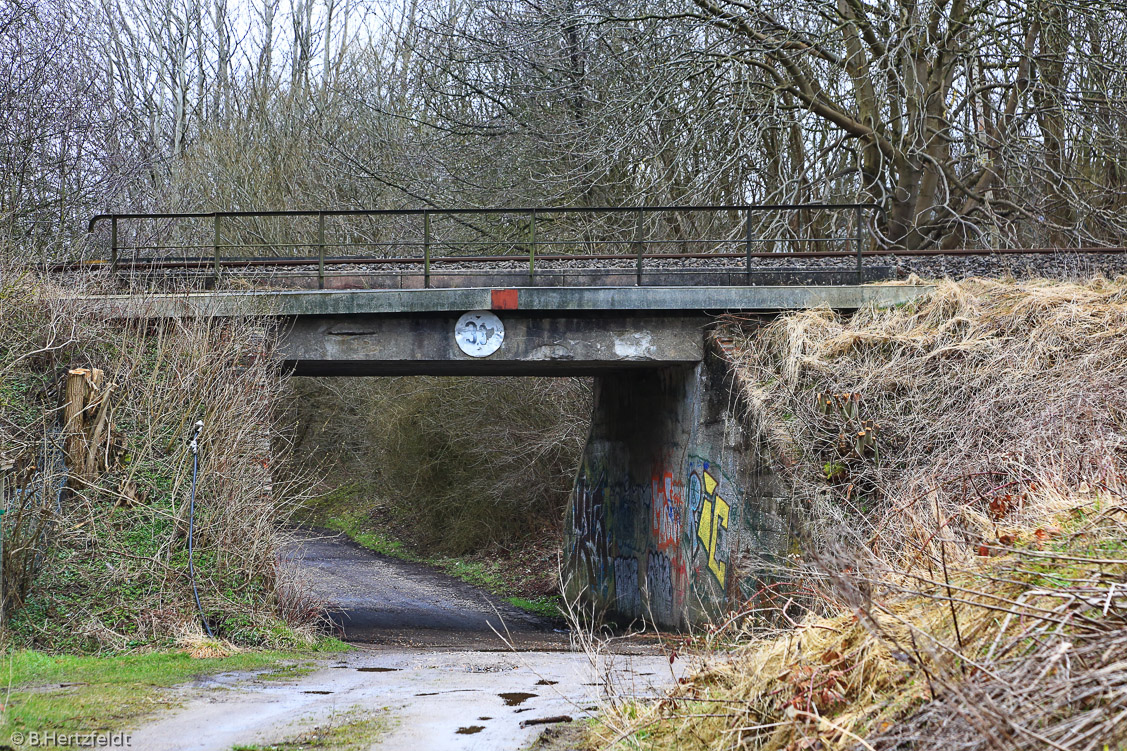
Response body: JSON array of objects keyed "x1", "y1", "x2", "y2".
[
  {"x1": 688, "y1": 466, "x2": 731, "y2": 585},
  {"x1": 650, "y1": 470, "x2": 683, "y2": 551},
  {"x1": 570, "y1": 451, "x2": 742, "y2": 624}
]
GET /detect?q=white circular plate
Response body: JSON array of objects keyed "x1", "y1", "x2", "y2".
[{"x1": 454, "y1": 310, "x2": 505, "y2": 357}]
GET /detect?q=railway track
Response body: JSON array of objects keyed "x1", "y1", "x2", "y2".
[{"x1": 47, "y1": 244, "x2": 1127, "y2": 274}]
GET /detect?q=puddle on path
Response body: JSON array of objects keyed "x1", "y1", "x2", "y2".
[
  {"x1": 128, "y1": 647, "x2": 679, "y2": 751},
  {"x1": 498, "y1": 692, "x2": 537, "y2": 706},
  {"x1": 455, "y1": 726, "x2": 485, "y2": 735}
]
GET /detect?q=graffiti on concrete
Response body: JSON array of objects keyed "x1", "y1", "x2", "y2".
[
  {"x1": 690, "y1": 466, "x2": 731, "y2": 586},
  {"x1": 613, "y1": 556, "x2": 641, "y2": 614},
  {"x1": 569, "y1": 438, "x2": 745, "y2": 625},
  {"x1": 645, "y1": 551, "x2": 674, "y2": 619},
  {"x1": 572, "y1": 468, "x2": 609, "y2": 596},
  {"x1": 608, "y1": 481, "x2": 646, "y2": 557},
  {"x1": 650, "y1": 470, "x2": 683, "y2": 552}
]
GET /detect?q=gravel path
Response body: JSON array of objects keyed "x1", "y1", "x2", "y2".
[
  {"x1": 129, "y1": 645, "x2": 676, "y2": 751},
  {"x1": 127, "y1": 530, "x2": 678, "y2": 751}
]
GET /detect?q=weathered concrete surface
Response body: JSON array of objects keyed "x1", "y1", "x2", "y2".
[
  {"x1": 565, "y1": 352, "x2": 791, "y2": 629},
  {"x1": 97, "y1": 284, "x2": 931, "y2": 318},
  {"x1": 95, "y1": 284, "x2": 930, "y2": 374},
  {"x1": 282, "y1": 313, "x2": 710, "y2": 376},
  {"x1": 232, "y1": 266, "x2": 895, "y2": 291}
]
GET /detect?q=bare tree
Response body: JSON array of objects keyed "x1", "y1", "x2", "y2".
[
  {"x1": 648, "y1": 0, "x2": 1127, "y2": 248},
  {"x1": 0, "y1": 0, "x2": 114, "y2": 257}
]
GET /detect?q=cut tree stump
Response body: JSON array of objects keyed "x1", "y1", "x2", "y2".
[{"x1": 62, "y1": 368, "x2": 111, "y2": 478}]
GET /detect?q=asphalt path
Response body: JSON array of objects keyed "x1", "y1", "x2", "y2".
[{"x1": 282, "y1": 528, "x2": 565, "y2": 648}]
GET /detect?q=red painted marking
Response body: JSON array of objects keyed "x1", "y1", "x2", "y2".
[{"x1": 491, "y1": 289, "x2": 519, "y2": 310}]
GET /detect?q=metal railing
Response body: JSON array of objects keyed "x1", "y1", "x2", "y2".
[{"x1": 87, "y1": 204, "x2": 880, "y2": 288}]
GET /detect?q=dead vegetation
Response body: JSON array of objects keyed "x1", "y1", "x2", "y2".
[
  {"x1": 596, "y1": 278, "x2": 1127, "y2": 750},
  {"x1": 0, "y1": 268, "x2": 316, "y2": 651}
]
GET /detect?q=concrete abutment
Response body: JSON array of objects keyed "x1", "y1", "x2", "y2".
[{"x1": 564, "y1": 343, "x2": 793, "y2": 629}]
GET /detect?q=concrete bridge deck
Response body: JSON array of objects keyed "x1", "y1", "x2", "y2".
[
  {"x1": 104, "y1": 283, "x2": 928, "y2": 317},
  {"x1": 101, "y1": 284, "x2": 930, "y2": 376}
]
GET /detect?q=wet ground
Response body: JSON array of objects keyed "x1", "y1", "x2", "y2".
[{"x1": 129, "y1": 530, "x2": 679, "y2": 750}]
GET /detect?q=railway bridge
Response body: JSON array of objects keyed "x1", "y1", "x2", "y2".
[{"x1": 89, "y1": 204, "x2": 932, "y2": 628}]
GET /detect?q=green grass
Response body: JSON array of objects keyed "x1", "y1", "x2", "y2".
[
  {"x1": 231, "y1": 705, "x2": 391, "y2": 751},
  {"x1": 302, "y1": 484, "x2": 564, "y2": 620},
  {"x1": 0, "y1": 641, "x2": 347, "y2": 743},
  {"x1": 322, "y1": 516, "x2": 418, "y2": 561},
  {"x1": 505, "y1": 596, "x2": 562, "y2": 619},
  {"x1": 343, "y1": 523, "x2": 564, "y2": 619}
]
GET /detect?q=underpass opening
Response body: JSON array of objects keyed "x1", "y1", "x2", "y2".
[
  {"x1": 278, "y1": 374, "x2": 592, "y2": 643},
  {"x1": 278, "y1": 358, "x2": 796, "y2": 638}
]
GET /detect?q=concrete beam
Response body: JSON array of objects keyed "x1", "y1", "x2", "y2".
[
  {"x1": 98, "y1": 284, "x2": 932, "y2": 318},
  {"x1": 240, "y1": 266, "x2": 895, "y2": 291},
  {"x1": 282, "y1": 313, "x2": 711, "y2": 376}
]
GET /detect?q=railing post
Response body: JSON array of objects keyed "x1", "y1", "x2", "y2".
[
  {"x1": 317, "y1": 212, "x2": 325, "y2": 290},
  {"x1": 110, "y1": 216, "x2": 118, "y2": 273},
  {"x1": 855, "y1": 206, "x2": 864, "y2": 283},
  {"x1": 212, "y1": 213, "x2": 222, "y2": 283},
  {"x1": 423, "y1": 211, "x2": 431, "y2": 289},
  {"x1": 528, "y1": 209, "x2": 537, "y2": 284},
  {"x1": 745, "y1": 208, "x2": 752, "y2": 284},
  {"x1": 634, "y1": 209, "x2": 644, "y2": 286}
]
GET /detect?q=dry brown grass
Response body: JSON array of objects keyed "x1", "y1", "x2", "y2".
[
  {"x1": 596, "y1": 278, "x2": 1127, "y2": 750},
  {"x1": 0, "y1": 267, "x2": 318, "y2": 650}
]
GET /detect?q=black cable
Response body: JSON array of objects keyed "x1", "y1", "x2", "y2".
[{"x1": 187, "y1": 420, "x2": 213, "y2": 638}]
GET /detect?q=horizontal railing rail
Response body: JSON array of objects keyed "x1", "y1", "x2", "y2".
[{"x1": 87, "y1": 204, "x2": 881, "y2": 288}]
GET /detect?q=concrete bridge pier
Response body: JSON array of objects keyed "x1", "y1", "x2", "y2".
[{"x1": 564, "y1": 350, "x2": 793, "y2": 629}]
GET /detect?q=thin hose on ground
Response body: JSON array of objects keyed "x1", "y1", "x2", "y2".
[{"x1": 188, "y1": 420, "x2": 214, "y2": 638}]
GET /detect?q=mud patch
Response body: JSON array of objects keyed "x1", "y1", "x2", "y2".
[
  {"x1": 356, "y1": 667, "x2": 401, "y2": 673},
  {"x1": 499, "y1": 691, "x2": 537, "y2": 706},
  {"x1": 456, "y1": 725, "x2": 485, "y2": 735},
  {"x1": 535, "y1": 679, "x2": 558, "y2": 686}
]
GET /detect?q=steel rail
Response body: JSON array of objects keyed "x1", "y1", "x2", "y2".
[
  {"x1": 86, "y1": 203, "x2": 879, "y2": 232},
  {"x1": 79, "y1": 205, "x2": 1127, "y2": 287},
  {"x1": 87, "y1": 203, "x2": 879, "y2": 287}
]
